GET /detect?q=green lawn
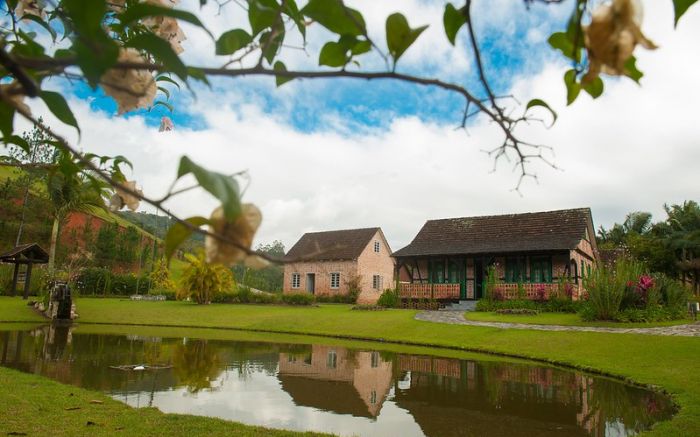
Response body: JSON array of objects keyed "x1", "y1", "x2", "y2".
[
  {"x1": 0, "y1": 366, "x2": 328, "y2": 437},
  {"x1": 466, "y1": 311, "x2": 691, "y2": 327},
  {"x1": 1, "y1": 297, "x2": 699, "y2": 436}
]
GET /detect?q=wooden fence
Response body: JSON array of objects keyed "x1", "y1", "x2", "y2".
[{"x1": 398, "y1": 283, "x2": 460, "y2": 300}]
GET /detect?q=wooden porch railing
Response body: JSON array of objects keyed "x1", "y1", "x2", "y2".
[
  {"x1": 398, "y1": 283, "x2": 460, "y2": 300},
  {"x1": 492, "y1": 283, "x2": 561, "y2": 300}
]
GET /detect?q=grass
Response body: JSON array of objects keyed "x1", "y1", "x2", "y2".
[
  {"x1": 466, "y1": 311, "x2": 690, "y2": 327},
  {"x1": 0, "y1": 366, "x2": 328, "y2": 437},
  {"x1": 1, "y1": 297, "x2": 699, "y2": 436}
]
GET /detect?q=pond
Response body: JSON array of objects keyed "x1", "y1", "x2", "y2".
[{"x1": 0, "y1": 325, "x2": 674, "y2": 437}]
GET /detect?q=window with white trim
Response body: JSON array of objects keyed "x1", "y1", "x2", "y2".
[
  {"x1": 372, "y1": 275, "x2": 383, "y2": 290},
  {"x1": 330, "y1": 272, "x2": 340, "y2": 289},
  {"x1": 291, "y1": 273, "x2": 300, "y2": 289},
  {"x1": 374, "y1": 241, "x2": 380, "y2": 253}
]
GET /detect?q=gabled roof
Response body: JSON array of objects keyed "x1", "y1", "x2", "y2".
[
  {"x1": 0, "y1": 243, "x2": 49, "y2": 264},
  {"x1": 284, "y1": 227, "x2": 382, "y2": 262},
  {"x1": 392, "y1": 208, "x2": 595, "y2": 258}
]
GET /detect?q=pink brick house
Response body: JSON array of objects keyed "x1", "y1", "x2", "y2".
[
  {"x1": 393, "y1": 208, "x2": 598, "y2": 301},
  {"x1": 283, "y1": 227, "x2": 394, "y2": 304}
]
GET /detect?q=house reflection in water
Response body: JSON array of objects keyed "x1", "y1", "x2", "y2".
[{"x1": 278, "y1": 345, "x2": 393, "y2": 418}]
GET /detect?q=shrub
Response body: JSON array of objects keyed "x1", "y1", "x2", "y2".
[
  {"x1": 352, "y1": 304, "x2": 386, "y2": 311},
  {"x1": 149, "y1": 287, "x2": 176, "y2": 301},
  {"x1": 75, "y1": 267, "x2": 112, "y2": 295},
  {"x1": 178, "y1": 252, "x2": 234, "y2": 304},
  {"x1": 316, "y1": 293, "x2": 357, "y2": 304},
  {"x1": 345, "y1": 275, "x2": 362, "y2": 304},
  {"x1": 655, "y1": 274, "x2": 690, "y2": 312},
  {"x1": 150, "y1": 258, "x2": 176, "y2": 290},
  {"x1": 377, "y1": 288, "x2": 400, "y2": 308},
  {"x1": 496, "y1": 308, "x2": 538, "y2": 315},
  {"x1": 583, "y1": 259, "x2": 643, "y2": 320},
  {"x1": 475, "y1": 297, "x2": 581, "y2": 313},
  {"x1": 281, "y1": 292, "x2": 315, "y2": 306}
]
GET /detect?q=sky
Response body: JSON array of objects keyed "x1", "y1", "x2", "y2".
[{"x1": 14, "y1": 0, "x2": 700, "y2": 252}]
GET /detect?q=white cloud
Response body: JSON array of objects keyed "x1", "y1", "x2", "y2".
[{"x1": 14, "y1": 0, "x2": 700, "y2": 253}]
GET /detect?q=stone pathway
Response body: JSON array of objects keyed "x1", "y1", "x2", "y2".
[{"x1": 415, "y1": 310, "x2": 700, "y2": 337}]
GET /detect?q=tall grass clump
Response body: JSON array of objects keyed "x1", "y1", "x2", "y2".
[{"x1": 583, "y1": 259, "x2": 644, "y2": 320}]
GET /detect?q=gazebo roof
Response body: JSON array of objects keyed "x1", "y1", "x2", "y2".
[{"x1": 0, "y1": 243, "x2": 49, "y2": 264}]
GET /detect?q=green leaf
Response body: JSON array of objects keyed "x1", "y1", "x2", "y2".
[
  {"x1": 177, "y1": 156, "x2": 241, "y2": 220},
  {"x1": 273, "y1": 61, "x2": 293, "y2": 87},
  {"x1": 157, "y1": 86, "x2": 171, "y2": 99},
  {"x1": 547, "y1": 31, "x2": 580, "y2": 62},
  {"x1": 319, "y1": 41, "x2": 348, "y2": 67},
  {"x1": 564, "y1": 69, "x2": 581, "y2": 106},
  {"x1": 126, "y1": 33, "x2": 187, "y2": 80},
  {"x1": 623, "y1": 56, "x2": 643, "y2": 83},
  {"x1": 165, "y1": 216, "x2": 210, "y2": 261},
  {"x1": 187, "y1": 67, "x2": 210, "y2": 85},
  {"x1": 525, "y1": 98, "x2": 558, "y2": 126},
  {"x1": 64, "y1": 0, "x2": 118, "y2": 87},
  {"x1": 673, "y1": 0, "x2": 698, "y2": 26},
  {"x1": 248, "y1": 0, "x2": 280, "y2": 35},
  {"x1": 119, "y1": 4, "x2": 213, "y2": 38},
  {"x1": 0, "y1": 102, "x2": 16, "y2": 139},
  {"x1": 582, "y1": 76, "x2": 604, "y2": 98},
  {"x1": 386, "y1": 13, "x2": 428, "y2": 65},
  {"x1": 443, "y1": 3, "x2": 466, "y2": 45},
  {"x1": 216, "y1": 29, "x2": 253, "y2": 55},
  {"x1": 259, "y1": 25, "x2": 285, "y2": 64},
  {"x1": 1, "y1": 135, "x2": 30, "y2": 154},
  {"x1": 156, "y1": 75, "x2": 181, "y2": 90},
  {"x1": 301, "y1": 0, "x2": 366, "y2": 36},
  {"x1": 40, "y1": 91, "x2": 80, "y2": 135},
  {"x1": 21, "y1": 14, "x2": 57, "y2": 42},
  {"x1": 152, "y1": 100, "x2": 174, "y2": 112}
]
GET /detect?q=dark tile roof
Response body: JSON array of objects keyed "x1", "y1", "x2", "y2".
[
  {"x1": 284, "y1": 227, "x2": 381, "y2": 262},
  {"x1": 392, "y1": 208, "x2": 594, "y2": 258},
  {"x1": 0, "y1": 243, "x2": 49, "y2": 263}
]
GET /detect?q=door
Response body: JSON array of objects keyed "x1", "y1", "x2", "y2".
[
  {"x1": 474, "y1": 259, "x2": 484, "y2": 299},
  {"x1": 306, "y1": 273, "x2": 315, "y2": 294}
]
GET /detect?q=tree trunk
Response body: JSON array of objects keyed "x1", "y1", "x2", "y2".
[{"x1": 48, "y1": 217, "x2": 59, "y2": 271}]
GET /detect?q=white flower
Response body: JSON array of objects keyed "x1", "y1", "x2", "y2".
[
  {"x1": 16, "y1": 0, "x2": 45, "y2": 19},
  {"x1": 583, "y1": 0, "x2": 657, "y2": 83},
  {"x1": 159, "y1": 116, "x2": 174, "y2": 132},
  {"x1": 109, "y1": 180, "x2": 143, "y2": 212},
  {"x1": 205, "y1": 203, "x2": 263, "y2": 267},
  {"x1": 101, "y1": 48, "x2": 157, "y2": 114}
]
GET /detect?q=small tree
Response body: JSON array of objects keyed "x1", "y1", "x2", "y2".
[
  {"x1": 178, "y1": 252, "x2": 233, "y2": 304},
  {"x1": 150, "y1": 257, "x2": 175, "y2": 291}
]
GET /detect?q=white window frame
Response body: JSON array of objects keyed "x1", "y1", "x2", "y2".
[
  {"x1": 291, "y1": 273, "x2": 300, "y2": 289},
  {"x1": 330, "y1": 272, "x2": 340, "y2": 289},
  {"x1": 374, "y1": 240, "x2": 380, "y2": 253},
  {"x1": 372, "y1": 275, "x2": 382, "y2": 290}
]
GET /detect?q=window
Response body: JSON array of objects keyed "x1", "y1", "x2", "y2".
[
  {"x1": 291, "y1": 273, "x2": 300, "y2": 289},
  {"x1": 530, "y1": 256, "x2": 552, "y2": 283},
  {"x1": 429, "y1": 260, "x2": 445, "y2": 283},
  {"x1": 327, "y1": 350, "x2": 337, "y2": 369},
  {"x1": 505, "y1": 257, "x2": 526, "y2": 282},
  {"x1": 373, "y1": 275, "x2": 383, "y2": 290},
  {"x1": 370, "y1": 390, "x2": 377, "y2": 404},
  {"x1": 330, "y1": 272, "x2": 340, "y2": 289},
  {"x1": 371, "y1": 352, "x2": 380, "y2": 368},
  {"x1": 374, "y1": 241, "x2": 380, "y2": 253}
]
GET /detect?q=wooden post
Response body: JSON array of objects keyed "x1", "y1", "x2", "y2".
[
  {"x1": 11, "y1": 263, "x2": 19, "y2": 297},
  {"x1": 22, "y1": 263, "x2": 33, "y2": 300}
]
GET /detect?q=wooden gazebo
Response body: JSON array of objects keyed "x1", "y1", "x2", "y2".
[{"x1": 0, "y1": 243, "x2": 49, "y2": 299}]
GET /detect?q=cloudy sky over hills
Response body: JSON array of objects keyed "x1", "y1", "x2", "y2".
[{"x1": 19, "y1": 0, "x2": 700, "y2": 251}]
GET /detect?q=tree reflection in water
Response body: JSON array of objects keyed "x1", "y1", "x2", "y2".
[{"x1": 172, "y1": 339, "x2": 222, "y2": 394}]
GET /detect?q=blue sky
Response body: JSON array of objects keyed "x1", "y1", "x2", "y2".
[{"x1": 16, "y1": 0, "x2": 700, "y2": 250}]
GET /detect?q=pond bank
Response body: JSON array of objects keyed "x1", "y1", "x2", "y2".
[{"x1": 0, "y1": 297, "x2": 699, "y2": 436}]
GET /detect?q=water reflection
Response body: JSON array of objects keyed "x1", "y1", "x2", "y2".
[{"x1": 0, "y1": 326, "x2": 674, "y2": 437}]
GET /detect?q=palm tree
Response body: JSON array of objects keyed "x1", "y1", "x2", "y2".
[{"x1": 46, "y1": 168, "x2": 108, "y2": 271}]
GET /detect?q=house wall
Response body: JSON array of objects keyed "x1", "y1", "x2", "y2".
[
  {"x1": 283, "y1": 260, "x2": 357, "y2": 296},
  {"x1": 355, "y1": 230, "x2": 395, "y2": 304},
  {"x1": 283, "y1": 230, "x2": 394, "y2": 304}
]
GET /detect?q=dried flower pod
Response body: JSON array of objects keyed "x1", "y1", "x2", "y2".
[
  {"x1": 101, "y1": 48, "x2": 157, "y2": 114},
  {"x1": 206, "y1": 204, "x2": 262, "y2": 267},
  {"x1": 144, "y1": 15, "x2": 187, "y2": 54},
  {"x1": 0, "y1": 82, "x2": 31, "y2": 115},
  {"x1": 109, "y1": 181, "x2": 143, "y2": 212},
  {"x1": 583, "y1": 0, "x2": 657, "y2": 83},
  {"x1": 244, "y1": 255, "x2": 270, "y2": 270},
  {"x1": 16, "y1": 0, "x2": 45, "y2": 19}
]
